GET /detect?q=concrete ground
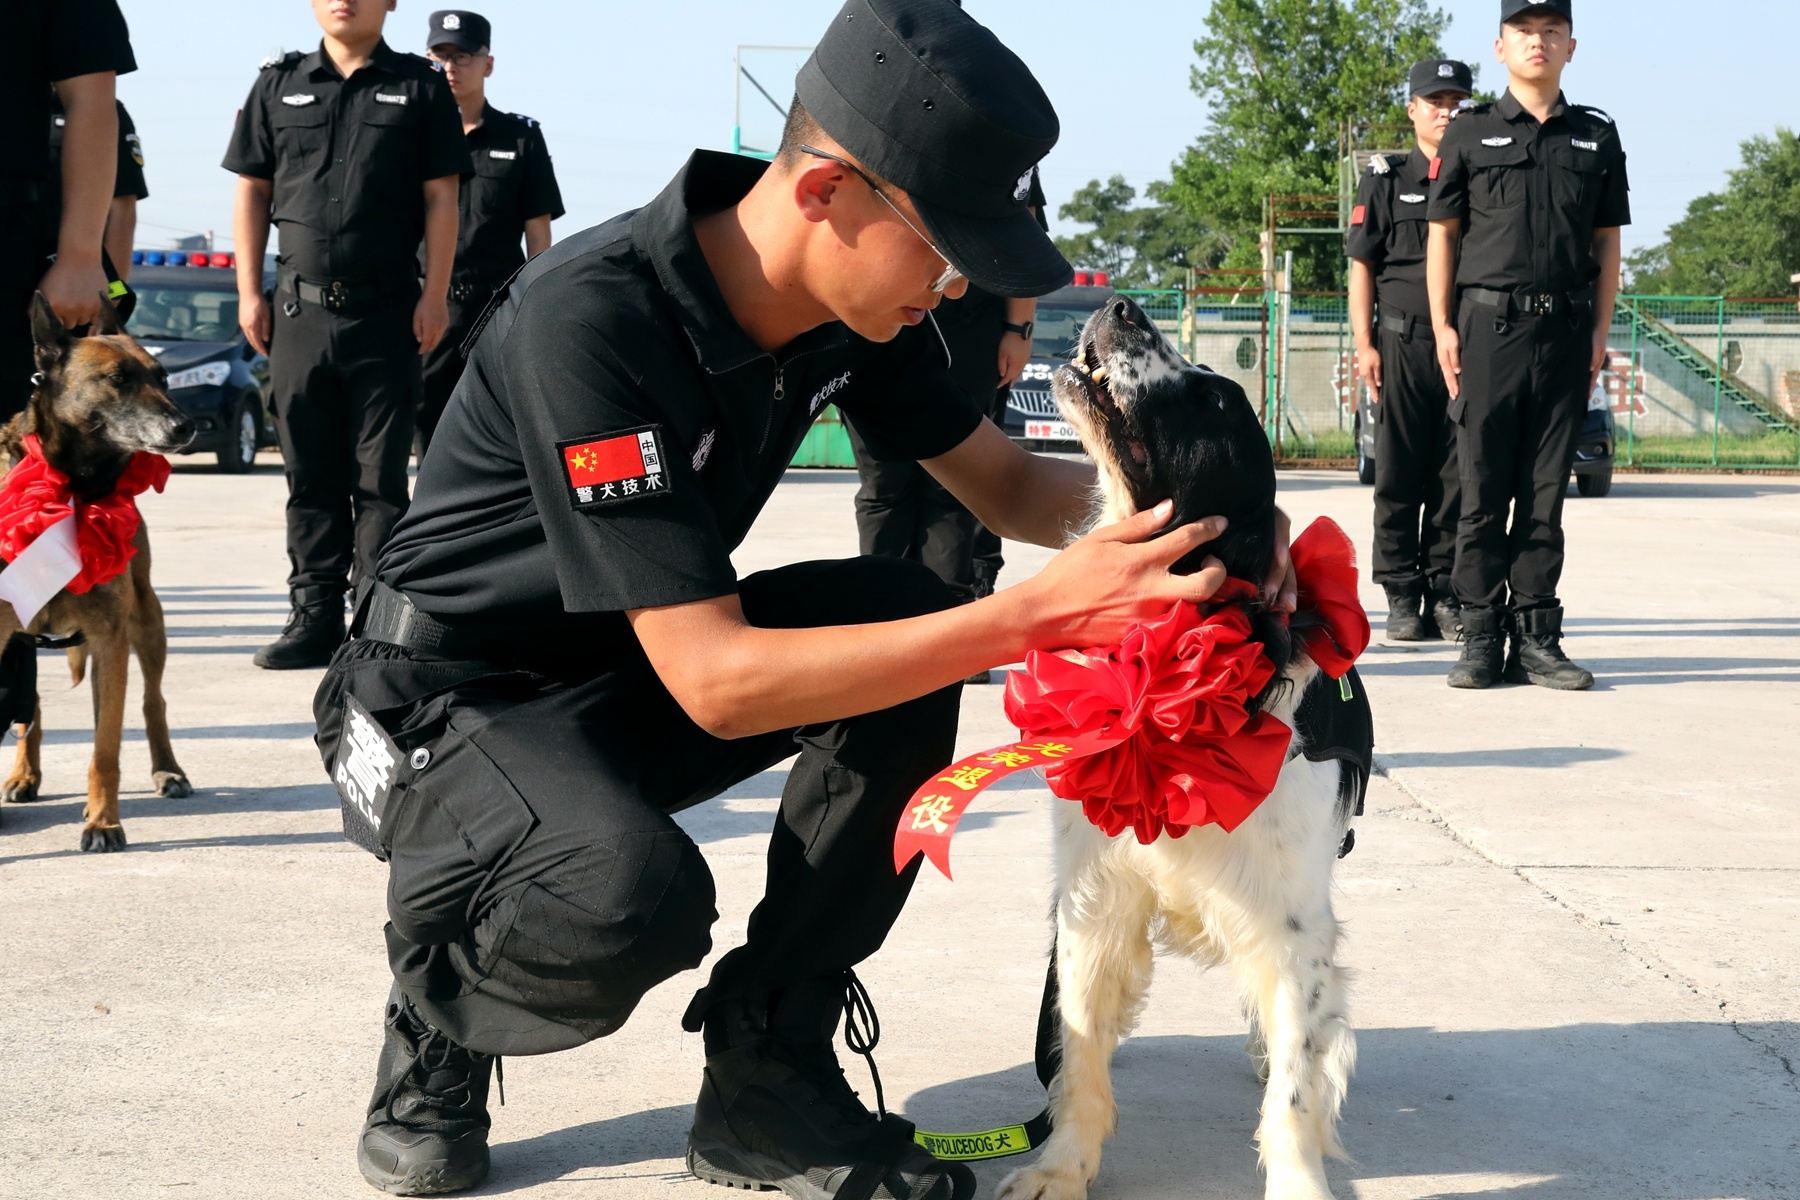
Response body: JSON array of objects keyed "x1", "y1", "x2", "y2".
[{"x1": 0, "y1": 456, "x2": 1795, "y2": 1199}]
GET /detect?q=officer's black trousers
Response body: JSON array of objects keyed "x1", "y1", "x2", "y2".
[
  {"x1": 846, "y1": 423, "x2": 977, "y2": 601},
  {"x1": 315, "y1": 557, "x2": 961, "y2": 1058},
  {"x1": 1371, "y1": 321, "x2": 1460, "y2": 593},
  {"x1": 0, "y1": 190, "x2": 50, "y2": 422},
  {"x1": 416, "y1": 295, "x2": 484, "y2": 455},
  {"x1": 1451, "y1": 303, "x2": 1591, "y2": 613},
  {"x1": 270, "y1": 285, "x2": 420, "y2": 595}
]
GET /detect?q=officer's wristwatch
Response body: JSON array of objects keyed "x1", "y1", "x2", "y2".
[{"x1": 1002, "y1": 320, "x2": 1034, "y2": 341}]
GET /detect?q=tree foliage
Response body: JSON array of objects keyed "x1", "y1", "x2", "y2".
[
  {"x1": 1627, "y1": 129, "x2": 1800, "y2": 298},
  {"x1": 1054, "y1": 0, "x2": 1452, "y2": 290}
]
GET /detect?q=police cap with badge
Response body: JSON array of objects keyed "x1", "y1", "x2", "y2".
[
  {"x1": 427, "y1": 9, "x2": 491, "y2": 53},
  {"x1": 1501, "y1": 0, "x2": 1572, "y2": 20},
  {"x1": 797, "y1": 0, "x2": 1070, "y2": 297},
  {"x1": 1409, "y1": 59, "x2": 1472, "y2": 99}
]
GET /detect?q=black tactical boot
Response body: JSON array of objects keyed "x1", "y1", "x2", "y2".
[
  {"x1": 1505, "y1": 605, "x2": 1595, "y2": 690},
  {"x1": 1382, "y1": 579, "x2": 1428, "y2": 641},
  {"x1": 1446, "y1": 607, "x2": 1505, "y2": 689},
  {"x1": 254, "y1": 585, "x2": 346, "y2": 670},
  {"x1": 358, "y1": 987, "x2": 495, "y2": 1196},
  {"x1": 688, "y1": 973, "x2": 974, "y2": 1200},
  {"x1": 1428, "y1": 583, "x2": 1462, "y2": 642}
]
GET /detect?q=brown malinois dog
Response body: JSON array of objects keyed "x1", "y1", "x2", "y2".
[{"x1": 0, "y1": 294, "x2": 195, "y2": 851}]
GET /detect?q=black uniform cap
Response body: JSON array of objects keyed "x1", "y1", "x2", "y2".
[
  {"x1": 796, "y1": 0, "x2": 1070, "y2": 298},
  {"x1": 427, "y1": 10, "x2": 491, "y2": 54},
  {"x1": 1410, "y1": 59, "x2": 1473, "y2": 98},
  {"x1": 1501, "y1": 0, "x2": 1572, "y2": 22}
]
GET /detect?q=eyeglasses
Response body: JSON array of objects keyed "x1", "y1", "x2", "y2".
[
  {"x1": 800, "y1": 145, "x2": 964, "y2": 294},
  {"x1": 427, "y1": 49, "x2": 486, "y2": 68}
]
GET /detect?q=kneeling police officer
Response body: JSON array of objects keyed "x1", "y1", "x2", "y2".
[{"x1": 316, "y1": 2, "x2": 1279, "y2": 1196}]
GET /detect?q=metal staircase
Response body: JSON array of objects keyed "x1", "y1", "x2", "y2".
[{"x1": 1615, "y1": 298, "x2": 1798, "y2": 432}]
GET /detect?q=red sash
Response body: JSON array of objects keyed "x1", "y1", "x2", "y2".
[{"x1": 0, "y1": 434, "x2": 170, "y2": 594}]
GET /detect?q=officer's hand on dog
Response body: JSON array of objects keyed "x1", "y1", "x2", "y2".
[
  {"x1": 1022, "y1": 502, "x2": 1228, "y2": 650},
  {"x1": 1354, "y1": 343, "x2": 1382, "y2": 395},
  {"x1": 38, "y1": 258, "x2": 109, "y2": 330},
  {"x1": 1436, "y1": 324, "x2": 1462, "y2": 400},
  {"x1": 415, "y1": 293, "x2": 451, "y2": 355},
  {"x1": 239, "y1": 290, "x2": 272, "y2": 357}
]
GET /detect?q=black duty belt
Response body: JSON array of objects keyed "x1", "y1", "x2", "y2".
[
  {"x1": 278, "y1": 266, "x2": 413, "y2": 312},
  {"x1": 1377, "y1": 305, "x2": 1434, "y2": 343},
  {"x1": 1462, "y1": 285, "x2": 1594, "y2": 319},
  {"x1": 449, "y1": 278, "x2": 500, "y2": 304},
  {"x1": 357, "y1": 581, "x2": 495, "y2": 661}
]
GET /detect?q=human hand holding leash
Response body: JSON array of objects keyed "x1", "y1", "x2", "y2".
[
  {"x1": 1019, "y1": 501, "x2": 1228, "y2": 651},
  {"x1": 37, "y1": 259, "x2": 108, "y2": 331}
]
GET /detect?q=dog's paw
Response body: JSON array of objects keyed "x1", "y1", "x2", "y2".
[
  {"x1": 80, "y1": 824, "x2": 127, "y2": 853},
  {"x1": 2, "y1": 776, "x2": 41, "y2": 803},
  {"x1": 153, "y1": 771, "x2": 192, "y2": 799},
  {"x1": 1264, "y1": 1167, "x2": 1336, "y2": 1200},
  {"x1": 997, "y1": 1166, "x2": 1089, "y2": 1200}
]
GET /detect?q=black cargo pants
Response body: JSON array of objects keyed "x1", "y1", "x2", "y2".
[
  {"x1": 1450, "y1": 297, "x2": 1592, "y2": 614},
  {"x1": 1371, "y1": 312, "x2": 1460, "y2": 595},
  {"x1": 314, "y1": 556, "x2": 962, "y2": 1057},
  {"x1": 270, "y1": 279, "x2": 420, "y2": 595},
  {"x1": 416, "y1": 285, "x2": 496, "y2": 455},
  {"x1": 846, "y1": 422, "x2": 978, "y2": 602}
]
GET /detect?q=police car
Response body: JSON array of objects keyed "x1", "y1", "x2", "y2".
[
  {"x1": 125, "y1": 251, "x2": 276, "y2": 473},
  {"x1": 1351, "y1": 372, "x2": 1614, "y2": 496},
  {"x1": 1003, "y1": 272, "x2": 1116, "y2": 449}
]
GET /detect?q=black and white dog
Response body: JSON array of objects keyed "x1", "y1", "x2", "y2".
[{"x1": 997, "y1": 297, "x2": 1364, "y2": 1200}]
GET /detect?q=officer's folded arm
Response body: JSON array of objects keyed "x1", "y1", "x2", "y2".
[{"x1": 628, "y1": 500, "x2": 1230, "y2": 740}]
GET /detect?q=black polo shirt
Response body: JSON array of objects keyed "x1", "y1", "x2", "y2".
[
  {"x1": 1345, "y1": 149, "x2": 1432, "y2": 320},
  {"x1": 3, "y1": 0, "x2": 135, "y2": 183},
  {"x1": 1427, "y1": 90, "x2": 1630, "y2": 295},
  {"x1": 221, "y1": 40, "x2": 468, "y2": 281},
  {"x1": 379, "y1": 150, "x2": 984, "y2": 668},
  {"x1": 450, "y1": 104, "x2": 564, "y2": 284}
]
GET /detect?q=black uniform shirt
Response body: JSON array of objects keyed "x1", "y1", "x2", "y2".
[
  {"x1": 379, "y1": 150, "x2": 984, "y2": 670},
  {"x1": 45, "y1": 98, "x2": 148, "y2": 204},
  {"x1": 221, "y1": 40, "x2": 469, "y2": 280},
  {"x1": 1427, "y1": 91, "x2": 1630, "y2": 294},
  {"x1": 450, "y1": 104, "x2": 565, "y2": 283},
  {"x1": 4, "y1": 0, "x2": 135, "y2": 183},
  {"x1": 1345, "y1": 149, "x2": 1432, "y2": 320}
]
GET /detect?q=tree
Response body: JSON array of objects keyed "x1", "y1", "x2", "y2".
[
  {"x1": 1627, "y1": 129, "x2": 1800, "y2": 298},
  {"x1": 1053, "y1": 176, "x2": 1223, "y2": 289},
  {"x1": 1052, "y1": 0, "x2": 1453, "y2": 290}
]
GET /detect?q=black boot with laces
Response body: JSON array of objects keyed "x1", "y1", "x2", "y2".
[
  {"x1": 358, "y1": 986, "x2": 497, "y2": 1196},
  {"x1": 1504, "y1": 604, "x2": 1594, "y2": 690},
  {"x1": 687, "y1": 972, "x2": 974, "y2": 1200},
  {"x1": 254, "y1": 585, "x2": 346, "y2": 670}
]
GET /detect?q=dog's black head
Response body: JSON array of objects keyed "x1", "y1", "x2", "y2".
[
  {"x1": 25, "y1": 293, "x2": 195, "y2": 496},
  {"x1": 1052, "y1": 295, "x2": 1277, "y2": 585}
]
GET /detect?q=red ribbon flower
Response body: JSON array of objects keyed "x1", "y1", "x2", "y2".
[{"x1": 0, "y1": 433, "x2": 170, "y2": 593}]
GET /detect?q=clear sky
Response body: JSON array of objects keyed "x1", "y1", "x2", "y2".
[{"x1": 116, "y1": 0, "x2": 1799, "y2": 262}]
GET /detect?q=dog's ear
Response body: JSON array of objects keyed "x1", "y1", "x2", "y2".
[
  {"x1": 29, "y1": 293, "x2": 71, "y2": 375},
  {"x1": 93, "y1": 291, "x2": 126, "y2": 336}
]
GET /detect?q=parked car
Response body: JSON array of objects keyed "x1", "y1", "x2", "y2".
[
  {"x1": 1002, "y1": 273, "x2": 1116, "y2": 450},
  {"x1": 125, "y1": 253, "x2": 276, "y2": 472},
  {"x1": 1352, "y1": 377, "x2": 1614, "y2": 496}
]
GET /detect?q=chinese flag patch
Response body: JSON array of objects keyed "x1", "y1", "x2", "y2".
[
  {"x1": 558, "y1": 426, "x2": 670, "y2": 508},
  {"x1": 1351, "y1": 204, "x2": 1366, "y2": 226},
  {"x1": 1429, "y1": 156, "x2": 1442, "y2": 180}
]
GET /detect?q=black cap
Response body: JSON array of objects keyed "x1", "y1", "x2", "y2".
[
  {"x1": 427, "y1": 10, "x2": 490, "y2": 54},
  {"x1": 1409, "y1": 59, "x2": 1472, "y2": 98},
  {"x1": 1501, "y1": 0, "x2": 1572, "y2": 22},
  {"x1": 796, "y1": 0, "x2": 1070, "y2": 298}
]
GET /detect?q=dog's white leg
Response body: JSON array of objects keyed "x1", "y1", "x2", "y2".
[{"x1": 998, "y1": 853, "x2": 1156, "y2": 1200}]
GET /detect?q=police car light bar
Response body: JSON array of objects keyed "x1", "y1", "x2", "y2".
[
  {"x1": 130, "y1": 250, "x2": 236, "y2": 268},
  {"x1": 1070, "y1": 271, "x2": 1111, "y2": 287}
]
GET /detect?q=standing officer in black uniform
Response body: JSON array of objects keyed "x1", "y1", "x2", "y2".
[
  {"x1": 3, "y1": 0, "x2": 135, "y2": 420},
  {"x1": 224, "y1": 0, "x2": 468, "y2": 670},
  {"x1": 416, "y1": 9, "x2": 563, "y2": 453},
  {"x1": 47, "y1": 92, "x2": 150, "y2": 288},
  {"x1": 1347, "y1": 59, "x2": 1471, "y2": 642},
  {"x1": 315, "y1": 2, "x2": 1279, "y2": 1195},
  {"x1": 1428, "y1": 0, "x2": 1625, "y2": 690}
]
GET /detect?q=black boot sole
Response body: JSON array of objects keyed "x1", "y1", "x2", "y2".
[
  {"x1": 688, "y1": 1138, "x2": 972, "y2": 1200},
  {"x1": 1503, "y1": 663, "x2": 1595, "y2": 691},
  {"x1": 357, "y1": 1139, "x2": 489, "y2": 1196}
]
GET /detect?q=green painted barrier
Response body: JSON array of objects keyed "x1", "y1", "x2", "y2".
[{"x1": 791, "y1": 405, "x2": 857, "y2": 468}]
